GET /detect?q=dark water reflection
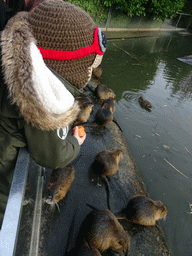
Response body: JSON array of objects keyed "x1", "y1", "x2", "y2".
[{"x1": 102, "y1": 32, "x2": 192, "y2": 256}]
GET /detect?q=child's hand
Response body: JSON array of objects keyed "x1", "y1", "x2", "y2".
[{"x1": 72, "y1": 126, "x2": 86, "y2": 145}]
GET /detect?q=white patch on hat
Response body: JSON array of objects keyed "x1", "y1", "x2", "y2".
[
  {"x1": 30, "y1": 42, "x2": 74, "y2": 114},
  {"x1": 92, "y1": 54, "x2": 103, "y2": 69}
]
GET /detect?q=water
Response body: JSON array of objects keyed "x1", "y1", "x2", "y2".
[{"x1": 101, "y1": 32, "x2": 192, "y2": 256}]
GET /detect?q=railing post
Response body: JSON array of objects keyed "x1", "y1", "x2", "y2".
[{"x1": 176, "y1": 13, "x2": 182, "y2": 28}]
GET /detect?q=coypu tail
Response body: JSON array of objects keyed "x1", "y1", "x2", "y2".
[
  {"x1": 112, "y1": 116, "x2": 123, "y2": 132},
  {"x1": 101, "y1": 175, "x2": 112, "y2": 211},
  {"x1": 87, "y1": 174, "x2": 113, "y2": 211},
  {"x1": 86, "y1": 203, "x2": 99, "y2": 211}
]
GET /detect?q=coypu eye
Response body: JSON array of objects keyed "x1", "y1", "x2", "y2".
[
  {"x1": 162, "y1": 206, "x2": 167, "y2": 213},
  {"x1": 118, "y1": 240, "x2": 124, "y2": 246}
]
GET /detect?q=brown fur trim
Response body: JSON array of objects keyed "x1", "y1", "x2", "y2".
[{"x1": 1, "y1": 12, "x2": 80, "y2": 130}]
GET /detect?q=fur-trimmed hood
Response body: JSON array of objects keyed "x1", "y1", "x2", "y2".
[{"x1": 0, "y1": 12, "x2": 80, "y2": 131}]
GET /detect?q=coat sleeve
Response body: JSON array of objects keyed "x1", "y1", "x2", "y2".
[{"x1": 23, "y1": 123, "x2": 80, "y2": 169}]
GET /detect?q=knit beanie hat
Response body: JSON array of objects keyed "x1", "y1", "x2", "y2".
[{"x1": 28, "y1": 0, "x2": 107, "y2": 89}]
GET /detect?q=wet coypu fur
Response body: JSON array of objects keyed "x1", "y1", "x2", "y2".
[
  {"x1": 101, "y1": 97, "x2": 116, "y2": 114},
  {"x1": 92, "y1": 65, "x2": 103, "y2": 80},
  {"x1": 95, "y1": 84, "x2": 116, "y2": 101},
  {"x1": 125, "y1": 195, "x2": 167, "y2": 226},
  {"x1": 74, "y1": 102, "x2": 94, "y2": 126},
  {"x1": 95, "y1": 97, "x2": 116, "y2": 126},
  {"x1": 95, "y1": 108, "x2": 113, "y2": 126},
  {"x1": 44, "y1": 164, "x2": 75, "y2": 211},
  {"x1": 81, "y1": 209, "x2": 130, "y2": 254}
]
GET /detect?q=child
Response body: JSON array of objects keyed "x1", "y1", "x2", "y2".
[{"x1": 0, "y1": 0, "x2": 107, "y2": 227}]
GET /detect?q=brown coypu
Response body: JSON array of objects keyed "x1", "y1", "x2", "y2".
[
  {"x1": 95, "y1": 107, "x2": 113, "y2": 126},
  {"x1": 92, "y1": 65, "x2": 103, "y2": 79},
  {"x1": 95, "y1": 84, "x2": 116, "y2": 101},
  {"x1": 81, "y1": 107, "x2": 113, "y2": 129},
  {"x1": 101, "y1": 97, "x2": 116, "y2": 114},
  {"x1": 95, "y1": 97, "x2": 116, "y2": 126},
  {"x1": 91, "y1": 148, "x2": 122, "y2": 210},
  {"x1": 74, "y1": 102, "x2": 94, "y2": 126},
  {"x1": 124, "y1": 195, "x2": 167, "y2": 226},
  {"x1": 44, "y1": 164, "x2": 75, "y2": 211},
  {"x1": 138, "y1": 96, "x2": 152, "y2": 110},
  {"x1": 92, "y1": 148, "x2": 122, "y2": 177},
  {"x1": 82, "y1": 209, "x2": 130, "y2": 254}
]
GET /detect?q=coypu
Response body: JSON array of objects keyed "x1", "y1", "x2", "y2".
[
  {"x1": 82, "y1": 209, "x2": 130, "y2": 254},
  {"x1": 81, "y1": 98, "x2": 120, "y2": 131},
  {"x1": 138, "y1": 96, "x2": 152, "y2": 110},
  {"x1": 92, "y1": 65, "x2": 103, "y2": 79},
  {"x1": 101, "y1": 97, "x2": 116, "y2": 114},
  {"x1": 95, "y1": 84, "x2": 116, "y2": 101},
  {"x1": 95, "y1": 97, "x2": 116, "y2": 126},
  {"x1": 92, "y1": 148, "x2": 122, "y2": 177},
  {"x1": 92, "y1": 148, "x2": 122, "y2": 210},
  {"x1": 74, "y1": 102, "x2": 94, "y2": 126},
  {"x1": 81, "y1": 108, "x2": 113, "y2": 129},
  {"x1": 124, "y1": 195, "x2": 167, "y2": 226},
  {"x1": 95, "y1": 108, "x2": 113, "y2": 126},
  {"x1": 44, "y1": 164, "x2": 75, "y2": 211}
]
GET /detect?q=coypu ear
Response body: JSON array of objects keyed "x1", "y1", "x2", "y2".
[
  {"x1": 154, "y1": 201, "x2": 167, "y2": 212},
  {"x1": 116, "y1": 149, "x2": 123, "y2": 155},
  {"x1": 118, "y1": 239, "x2": 128, "y2": 247},
  {"x1": 110, "y1": 148, "x2": 122, "y2": 160},
  {"x1": 112, "y1": 238, "x2": 129, "y2": 254}
]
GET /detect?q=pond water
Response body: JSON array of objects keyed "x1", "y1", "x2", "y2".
[{"x1": 101, "y1": 32, "x2": 192, "y2": 256}]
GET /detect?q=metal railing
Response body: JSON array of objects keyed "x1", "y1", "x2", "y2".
[
  {"x1": 0, "y1": 148, "x2": 30, "y2": 256},
  {"x1": 0, "y1": 148, "x2": 45, "y2": 256},
  {"x1": 175, "y1": 12, "x2": 192, "y2": 29}
]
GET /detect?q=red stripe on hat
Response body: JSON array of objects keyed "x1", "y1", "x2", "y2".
[{"x1": 37, "y1": 27, "x2": 104, "y2": 61}]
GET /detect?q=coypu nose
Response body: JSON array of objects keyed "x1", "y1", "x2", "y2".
[{"x1": 45, "y1": 196, "x2": 53, "y2": 204}]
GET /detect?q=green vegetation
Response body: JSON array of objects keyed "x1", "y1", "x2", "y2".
[
  {"x1": 67, "y1": 0, "x2": 108, "y2": 24},
  {"x1": 67, "y1": 0, "x2": 189, "y2": 23},
  {"x1": 100, "y1": 0, "x2": 185, "y2": 21}
]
